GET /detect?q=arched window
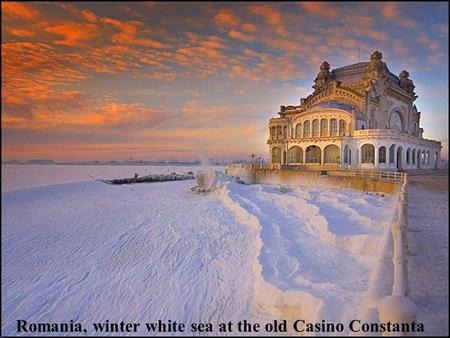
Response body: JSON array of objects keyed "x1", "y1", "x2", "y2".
[
  {"x1": 320, "y1": 119, "x2": 328, "y2": 135},
  {"x1": 303, "y1": 121, "x2": 310, "y2": 136},
  {"x1": 379, "y1": 146, "x2": 386, "y2": 163},
  {"x1": 324, "y1": 145, "x2": 340, "y2": 163},
  {"x1": 389, "y1": 110, "x2": 403, "y2": 132},
  {"x1": 295, "y1": 123, "x2": 302, "y2": 138},
  {"x1": 361, "y1": 144, "x2": 375, "y2": 164},
  {"x1": 426, "y1": 150, "x2": 430, "y2": 164},
  {"x1": 406, "y1": 148, "x2": 411, "y2": 164},
  {"x1": 389, "y1": 144, "x2": 395, "y2": 164},
  {"x1": 330, "y1": 119, "x2": 337, "y2": 135},
  {"x1": 344, "y1": 145, "x2": 349, "y2": 163},
  {"x1": 412, "y1": 149, "x2": 416, "y2": 165},
  {"x1": 288, "y1": 146, "x2": 303, "y2": 163},
  {"x1": 305, "y1": 145, "x2": 321, "y2": 163},
  {"x1": 339, "y1": 120, "x2": 346, "y2": 136},
  {"x1": 312, "y1": 119, "x2": 319, "y2": 136},
  {"x1": 272, "y1": 147, "x2": 281, "y2": 163}
]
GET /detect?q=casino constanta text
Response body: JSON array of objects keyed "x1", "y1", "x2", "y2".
[{"x1": 16, "y1": 319, "x2": 424, "y2": 334}]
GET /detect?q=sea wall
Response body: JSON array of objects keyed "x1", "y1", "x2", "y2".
[{"x1": 226, "y1": 167, "x2": 400, "y2": 195}]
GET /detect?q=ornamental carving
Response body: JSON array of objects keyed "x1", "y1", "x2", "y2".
[
  {"x1": 364, "y1": 51, "x2": 388, "y2": 81},
  {"x1": 399, "y1": 70, "x2": 417, "y2": 99},
  {"x1": 313, "y1": 61, "x2": 331, "y2": 92}
]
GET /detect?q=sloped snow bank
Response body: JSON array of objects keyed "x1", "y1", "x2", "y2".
[{"x1": 218, "y1": 182, "x2": 396, "y2": 334}]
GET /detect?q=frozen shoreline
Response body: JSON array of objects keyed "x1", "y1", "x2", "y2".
[{"x1": 2, "y1": 165, "x2": 395, "y2": 336}]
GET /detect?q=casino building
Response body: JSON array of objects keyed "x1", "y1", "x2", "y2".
[{"x1": 268, "y1": 51, "x2": 441, "y2": 170}]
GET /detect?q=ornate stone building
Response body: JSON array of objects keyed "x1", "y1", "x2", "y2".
[{"x1": 268, "y1": 51, "x2": 441, "y2": 170}]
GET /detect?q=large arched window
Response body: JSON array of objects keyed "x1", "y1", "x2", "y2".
[
  {"x1": 389, "y1": 144, "x2": 395, "y2": 164},
  {"x1": 305, "y1": 145, "x2": 321, "y2": 163},
  {"x1": 389, "y1": 110, "x2": 403, "y2": 132},
  {"x1": 272, "y1": 147, "x2": 281, "y2": 163},
  {"x1": 303, "y1": 121, "x2": 310, "y2": 136},
  {"x1": 324, "y1": 145, "x2": 340, "y2": 163},
  {"x1": 295, "y1": 123, "x2": 302, "y2": 138},
  {"x1": 412, "y1": 149, "x2": 416, "y2": 165},
  {"x1": 288, "y1": 146, "x2": 303, "y2": 163},
  {"x1": 379, "y1": 146, "x2": 386, "y2": 163},
  {"x1": 320, "y1": 118, "x2": 328, "y2": 135},
  {"x1": 312, "y1": 119, "x2": 319, "y2": 136},
  {"x1": 344, "y1": 145, "x2": 349, "y2": 163},
  {"x1": 406, "y1": 148, "x2": 411, "y2": 164},
  {"x1": 426, "y1": 150, "x2": 430, "y2": 165},
  {"x1": 330, "y1": 119, "x2": 337, "y2": 135},
  {"x1": 339, "y1": 119, "x2": 346, "y2": 136},
  {"x1": 361, "y1": 144, "x2": 375, "y2": 164}
]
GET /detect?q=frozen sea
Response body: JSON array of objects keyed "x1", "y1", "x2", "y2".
[{"x1": 1, "y1": 165, "x2": 396, "y2": 336}]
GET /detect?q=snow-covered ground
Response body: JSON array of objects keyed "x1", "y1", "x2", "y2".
[{"x1": 2, "y1": 165, "x2": 396, "y2": 336}]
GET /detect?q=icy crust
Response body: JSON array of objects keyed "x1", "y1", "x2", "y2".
[
  {"x1": 2, "y1": 165, "x2": 396, "y2": 336},
  {"x1": 218, "y1": 185, "x2": 323, "y2": 324},
  {"x1": 218, "y1": 182, "x2": 395, "y2": 333}
]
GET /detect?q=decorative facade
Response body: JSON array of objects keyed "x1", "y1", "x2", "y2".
[{"x1": 268, "y1": 51, "x2": 441, "y2": 170}]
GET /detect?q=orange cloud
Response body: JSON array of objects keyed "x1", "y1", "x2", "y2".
[
  {"x1": 214, "y1": 9, "x2": 239, "y2": 26},
  {"x1": 248, "y1": 4, "x2": 288, "y2": 36},
  {"x1": 241, "y1": 22, "x2": 258, "y2": 33},
  {"x1": 9, "y1": 28, "x2": 35, "y2": 37},
  {"x1": 229, "y1": 29, "x2": 253, "y2": 42},
  {"x1": 2, "y1": 2, "x2": 38, "y2": 19},
  {"x1": 101, "y1": 17, "x2": 169, "y2": 48},
  {"x1": 381, "y1": 3, "x2": 416, "y2": 29},
  {"x1": 181, "y1": 99, "x2": 228, "y2": 120},
  {"x1": 45, "y1": 22, "x2": 99, "y2": 46},
  {"x1": 301, "y1": 2, "x2": 338, "y2": 19},
  {"x1": 81, "y1": 9, "x2": 98, "y2": 23}
]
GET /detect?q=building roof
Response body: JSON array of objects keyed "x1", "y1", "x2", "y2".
[{"x1": 330, "y1": 61, "x2": 402, "y2": 88}]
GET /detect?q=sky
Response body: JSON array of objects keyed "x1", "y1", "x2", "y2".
[{"x1": 2, "y1": 1, "x2": 448, "y2": 161}]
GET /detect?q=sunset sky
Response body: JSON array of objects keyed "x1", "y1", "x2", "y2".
[{"x1": 2, "y1": 1, "x2": 448, "y2": 161}]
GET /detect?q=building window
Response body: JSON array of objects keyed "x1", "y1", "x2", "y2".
[
  {"x1": 389, "y1": 110, "x2": 403, "y2": 132},
  {"x1": 324, "y1": 145, "x2": 340, "y2": 163},
  {"x1": 303, "y1": 121, "x2": 310, "y2": 136},
  {"x1": 320, "y1": 118, "x2": 328, "y2": 135},
  {"x1": 361, "y1": 144, "x2": 375, "y2": 164},
  {"x1": 288, "y1": 146, "x2": 303, "y2": 163},
  {"x1": 295, "y1": 123, "x2": 302, "y2": 138},
  {"x1": 272, "y1": 147, "x2": 281, "y2": 163},
  {"x1": 412, "y1": 149, "x2": 416, "y2": 165},
  {"x1": 389, "y1": 144, "x2": 395, "y2": 164},
  {"x1": 344, "y1": 145, "x2": 349, "y2": 163},
  {"x1": 406, "y1": 148, "x2": 411, "y2": 164},
  {"x1": 305, "y1": 145, "x2": 321, "y2": 163},
  {"x1": 339, "y1": 120, "x2": 346, "y2": 136},
  {"x1": 426, "y1": 150, "x2": 430, "y2": 164},
  {"x1": 312, "y1": 119, "x2": 319, "y2": 136},
  {"x1": 330, "y1": 119, "x2": 337, "y2": 135},
  {"x1": 379, "y1": 146, "x2": 386, "y2": 163}
]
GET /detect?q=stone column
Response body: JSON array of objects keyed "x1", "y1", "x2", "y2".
[{"x1": 374, "y1": 145, "x2": 379, "y2": 170}]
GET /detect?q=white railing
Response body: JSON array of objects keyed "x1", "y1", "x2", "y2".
[
  {"x1": 227, "y1": 164, "x2": 406, "y2": 183},
  {"x1": 330, "y1": 170, "x2": 406, "y2": 183},
  {"x1": 377, "y1": 173, "x2": 417, "y2": 336}
]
